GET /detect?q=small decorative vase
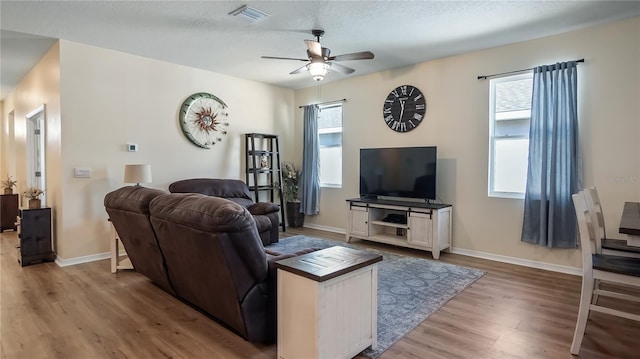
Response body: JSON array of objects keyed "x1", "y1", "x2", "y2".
[
  {"x1": 28, "y1": 198, "x2": 41, "y2": 209},
  {"x1": 260, "y1": 155, "x2": 269, "y2": 169},
  {"x1": 286, "y1": 201, "x2": 305, "y2": 227},
  {"x1": 3, "y1": 188, "x2": 12, "y2": 195}
]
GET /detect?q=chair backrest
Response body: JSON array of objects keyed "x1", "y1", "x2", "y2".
[
  {"x1": 104, "y1": 186, "x2": 175, "y2": 294},
  {"x1": 584, "y1": 186, "x2": 607, "y2": 243},
  {"x1": 581, "y1": 187, "x2": 605, "y2": 254},
  {"x1": 573, "y1": 191, "x2": 595, "y2": 269}
]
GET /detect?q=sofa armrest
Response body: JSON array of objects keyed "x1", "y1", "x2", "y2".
[
  {"x1": 265, "y1": 248, "x2": 321, "y2": 279},
  {"x1": 265, "y1": 247, "x2": 320, "y2": 263},
  {"x1": 248, "y1": 202, "x2": 280, "y2": 215}
]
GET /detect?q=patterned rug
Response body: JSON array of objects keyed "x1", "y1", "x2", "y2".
[{"x1": 266, "y1": 235, "x2": 485, "y2": 358}]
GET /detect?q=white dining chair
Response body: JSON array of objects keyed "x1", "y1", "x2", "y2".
[
  {"x1": 584, "y1": 187, "x2": 640, "y2": 258},
  {"x1": 583, "y1": 187, "x2": 640, "y2": 306},
  {"x1": 570, "y1": 190, "x2": 640, "y2": 355}
]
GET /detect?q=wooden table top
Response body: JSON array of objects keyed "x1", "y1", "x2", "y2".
[
  {"x1": 619, "y1": 201, "x2": 640, "y2": 236},
  {"x1": 275, "y1": 246, "x2": 382, "y2": 282}
]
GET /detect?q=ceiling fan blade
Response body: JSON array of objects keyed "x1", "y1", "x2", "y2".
[
  {"x1": 330, "y1": 51, "x2": 375, "y2": 61},
  {"x1": 262, "y1": 56, "x2": 309, "y2": 62},
  {"x1": 329, "y1": 62, "x2": 355, "y2": 75},
  {"x1": 290, "y1": 64, "x2": 309, "y2": 75},
  {"x1": 304, "y1": 40, "x2": 322, "y2": 58}
]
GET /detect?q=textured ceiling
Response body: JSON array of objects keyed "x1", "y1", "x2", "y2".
[{"x1": 2, "y1": 1, "x2": 640, "y2": 99}]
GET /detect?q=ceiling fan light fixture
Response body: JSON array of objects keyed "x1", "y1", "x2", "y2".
[
  {"x1": 308, "y1": 62, "x2": 330, "y2": 81},
  {"x1": 228, "y1": 5, "x2": 270, "y2": 23}
]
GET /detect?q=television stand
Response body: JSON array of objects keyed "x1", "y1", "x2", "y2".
[{"x1": 345, "y1": 198, "x2": 452, "y2": 259}]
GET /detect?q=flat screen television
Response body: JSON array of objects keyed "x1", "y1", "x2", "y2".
[{"x1": 360, "y1": 146, "x2": 437, "y2": 201}]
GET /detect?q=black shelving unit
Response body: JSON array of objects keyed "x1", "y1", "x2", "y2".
[{"x1": 245, "y1": 133, "x2": 286, "y2": 232}]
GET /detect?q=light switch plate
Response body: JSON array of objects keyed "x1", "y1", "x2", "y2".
[{"x1": 73, "y1": 167, "x2": 91, "y2": 178}]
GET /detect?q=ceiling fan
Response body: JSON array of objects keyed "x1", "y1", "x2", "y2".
[{"x1": 261, "y1": 29, "x2": 374, "y2": 81}]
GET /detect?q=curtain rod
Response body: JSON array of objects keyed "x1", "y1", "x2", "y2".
[
  {"x1": 298, "y1": 98, "x2": 346, "y2": 108},
  {"x1": 477, "y1": 59, "x2": 584, "y2": 80}
]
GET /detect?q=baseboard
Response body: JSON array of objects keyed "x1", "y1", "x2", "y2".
[
  {"x1": 304, "y1": 224, "x2": 582, "y2": 276},
  {"x1": 450, "y1": 247, "x2": 581, "y2": 276},
  {"x1": 55, "y1": 250, "x2": 125, "y2": 267},
  {"x1": 304, "y1": 225, "x2": 581, "y2": 276},
  {"x1": 53, "y1": 228, "x2": 580, "y2": 276},
  {"x1": 302, "y1": 223, "x2": 346, "y2": 234}
]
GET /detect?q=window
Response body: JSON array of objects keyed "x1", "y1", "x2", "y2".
[
  {"x1": 318, "y1": 103, "x2": 343, "y2": 187},
  {"x1": 488, "y1": 73, "x2": 533, "y2": 198}
]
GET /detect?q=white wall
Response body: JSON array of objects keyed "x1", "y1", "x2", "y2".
[{"x1": 294, "y1": 16, "x2": 640, "y2": 269}]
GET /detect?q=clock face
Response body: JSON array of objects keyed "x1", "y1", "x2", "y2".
[
  {"x1": 383, "y1": 85, "x2": 426, "y2": 133},
  {"x1": 179, "y1": 92, "x2": 229, "y2": 149}
]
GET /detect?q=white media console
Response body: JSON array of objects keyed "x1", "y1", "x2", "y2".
[{"x1": 346, "y1": 198, "x2": 452, "y2": 259}]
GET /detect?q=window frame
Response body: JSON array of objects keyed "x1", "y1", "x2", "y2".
[
  {"x1": 488, "y1": 73, "x2": 532, "y2": 199},
  {"x1": 317, "y1": 103, "x2": 343, "y2": 188}
]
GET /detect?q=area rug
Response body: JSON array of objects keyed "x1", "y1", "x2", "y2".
[{"x1": 266, "y1": 235, "x2": 485, "y2": 358}]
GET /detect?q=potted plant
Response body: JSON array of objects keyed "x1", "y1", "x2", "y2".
[
  {"x1": 2, "y1": 175, "x2": 17, "y2": 194},
  {"x1": 23, "y1": 186, "x2": 44, "y2": 209},
  {"x1": 281, "y1": 161, "x2": 305, "y2": 227}
]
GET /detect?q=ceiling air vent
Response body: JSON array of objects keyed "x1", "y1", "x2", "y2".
[{"x1": 229, "y1": 5, "x2": 270, "y2": 23}]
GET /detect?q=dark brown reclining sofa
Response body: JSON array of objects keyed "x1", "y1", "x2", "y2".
[
  {"x1": 104, "y1": 186, "x2": 316, "y2": 343},
  {"x1": 168, "y1": 178, "x2": 280, "y2": 246},
  {"x1": 103, "y1": 186, "x2": 175, "y2": 294}
]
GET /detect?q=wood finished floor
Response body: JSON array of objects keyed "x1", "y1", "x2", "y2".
[{"x1": 2, "y1": 227, "x2": 640, "y2": 359}]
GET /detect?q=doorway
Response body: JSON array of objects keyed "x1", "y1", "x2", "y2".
[{"x1": 26, "y1": 105, "x2": 46, "y2": 207}]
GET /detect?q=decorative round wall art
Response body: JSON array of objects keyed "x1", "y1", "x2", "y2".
[
  {"x1": 382, "y1": 85, "x2": 426, "y2": 133},
  {"x1": 179, "y1": 92, "x2": 229, "y2": 149}
]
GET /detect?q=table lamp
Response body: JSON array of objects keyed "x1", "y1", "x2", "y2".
[{"x1": 124, "y1": 164, "x2": 152, "y2": 186}]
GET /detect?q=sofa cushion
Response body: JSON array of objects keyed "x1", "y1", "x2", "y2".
[
  {"x1": 149, "y1": 193, "x2": 275, "y2": 341},
  {"x1": 105, "y1": 185, "x2": 166, "y2": 214},
  {"x1": 253, "y1": 215, "x2": 272, "y2": 235},
  {"x1": 169, "y1": 178, "x2": 252, "y2": 201},
  {"x1": 149, "y1": 193, "x2": 268, "y2": 283},
  {"x1": 168, "y1": 178, "x2": 281, "y2": 245},
  {"x1": 104, "y1": 186, "x2": 175, "y2": 294}
]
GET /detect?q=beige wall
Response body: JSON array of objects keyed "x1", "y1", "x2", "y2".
[
  {"x1": 294, "y1": 17, "x2": 640, "y2": 269},
  {"x1": 55, "y1": 41, "x2": 294, "y2": 260},
  {"x1": 1, "y1": 42, "x2": 62, "y2": 244},
  {"x1": 2, "y1": 17, "x2": 638, "y2": 268},
  {"x1": 2, "y1": 40, "x2": 294, "y2": 262},
  {"x1": 0, "y1": 100, "x2": 4, "y2": 175}
]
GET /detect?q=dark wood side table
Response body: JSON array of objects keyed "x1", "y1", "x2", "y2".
[
  {"x1": 17, "y1": 207, "x2": 56, "y2": 266},
  {"x1": 1, "y1": 194, "x2": 19, "y2": 231}
]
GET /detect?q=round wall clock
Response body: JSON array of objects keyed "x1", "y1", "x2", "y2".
[
  {"x1": 382, "y1": 85, "x2": 426, "y2": 133},
  {"x1": 179, "y1": 92, "x2": 229, "y2": 149}
]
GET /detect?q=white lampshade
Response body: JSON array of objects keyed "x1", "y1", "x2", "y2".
[
  {"x1": 124, "y1": 164, "x2": 152, "y2": 186},
  {"x1": 308, "y1": 62, "x2": 329, "y2": 81}
]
